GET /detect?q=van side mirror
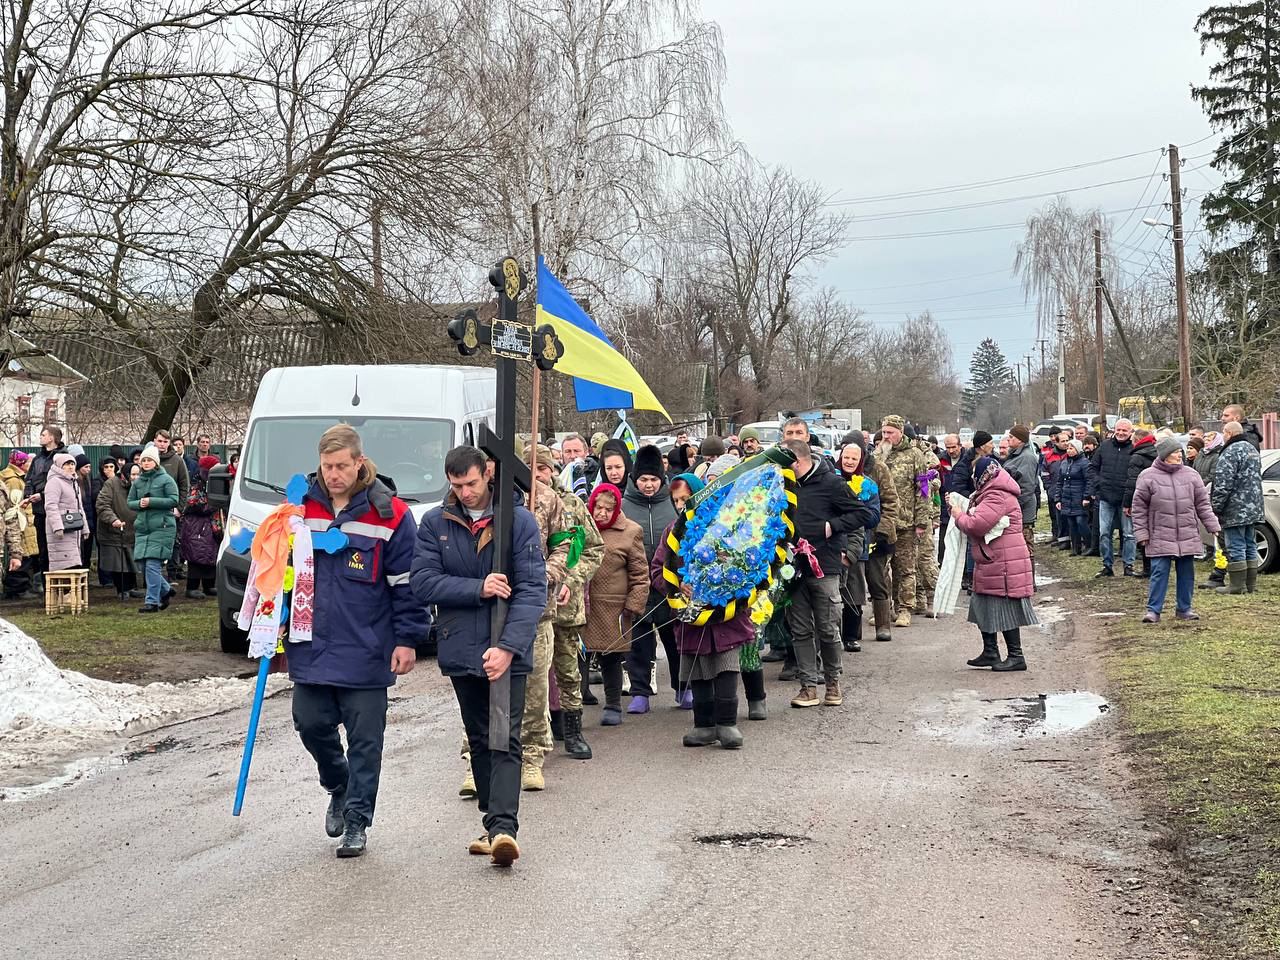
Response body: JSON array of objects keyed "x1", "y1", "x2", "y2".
[{"x1": 208, "y1": 464, "x2": 232, "y2": 514}]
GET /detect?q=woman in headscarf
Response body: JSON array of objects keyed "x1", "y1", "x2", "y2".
[
  {"x1": 179, "y1": 454, "x2": 223, "y2": 598},
  {"x1": 75, "y1": 454, "x2": 100, "y2": 571},
  {"x1": 43, "y1": 452, "x2": 87, "y2": 572},
  {"x1": 948, "y1": 456, "x2": 1036, "y2": 671},
  {"x1": 836, "y1": 439, "x2": 882, "y2": 653},
  {"x1": 582, "y1": 483, "x2": 649, "y2": 726},
  {"x1": 599, "y1": 439, "x2": 632, "y2": 493},
  {"x1": 97, "y1": 458, "x2": 139, "y2": 599}
]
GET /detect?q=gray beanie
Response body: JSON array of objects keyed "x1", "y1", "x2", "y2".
[{"x1": 1156, "y1": 437, "x2": 1183, "y2": 462}]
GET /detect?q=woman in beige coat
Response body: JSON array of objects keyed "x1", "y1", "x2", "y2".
[{"x1": 583, "y1": 483, "x2": 649, "y2": 726}]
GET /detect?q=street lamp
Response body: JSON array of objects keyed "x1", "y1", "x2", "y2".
[{"x1": 1143, "y1": 216, "x2": 1193, "y2": 428}]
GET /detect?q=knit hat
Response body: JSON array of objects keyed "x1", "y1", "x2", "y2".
[
  {"x1": 1009, "y1": 425, "x2": 1030, "y2": 444},
  {"x1": 8, "y1": 450, "x2": 30, "y2": 467},
  {"x1": 1156, "y1": 437, "x2": 1183, "y2": 462},
  {"x1": 632, "y1": 444, "x2": 665, "y2": 481},
  {"x1": 109, "y1": 444, "x2": 125, "y2": 461},
  {"x1": 67, "y1": 443, "x2": 85, "y2": 458},
  {"x1": 1188, "y1": 436, "x2": 1205, "y2": 452},
  {"x1": 140, "y1": 444, "x2": 161, "y2": 466},
  {"x1": 739, "y1": 427, "x2": 760, "y2": 444},
  {"x1": 670, "y1": 472, "x2": 706, "y2": 496},
  {"x1": 591, "y1": 432, "x2": 609, "y2": 457},
  {"x1": 1068, "y1": 439, "x2": 1084, "y2": 454},
  {"x1": 199, "y1": 454, "x2": 221, "y2": 472},
  {"x1": 74, "y1": 453, "x2": 90, "y2": 470},
  {"x1": 705, "y1": 453, "x2": 740, "y2": 480},
  {"x1": 971, "y1": 430, "x2": 993, "y2": 449},
  {"x1": 882, "y1": 414, "x2": 905, "y2": 430},
  {"x1": 698, "y1": 436, "x2": 727, "y2": 458}
]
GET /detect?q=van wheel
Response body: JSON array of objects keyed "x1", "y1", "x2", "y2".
[{"x1": 220, "y1": 619, "x2": 249, "y2": 655}]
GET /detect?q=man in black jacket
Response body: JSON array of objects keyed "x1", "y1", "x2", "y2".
[
  {"x1": 782, "y1": 439, "x2": 871, "y2": 711},
  {"x1": 1088, "y1": 418, "x2": 1136, "y2": 577},
  {"x1": 1222, "y1": 404, "x2": 1263, "y2": 450}
]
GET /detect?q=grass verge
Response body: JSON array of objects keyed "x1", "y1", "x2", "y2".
[
  {"x1": 1039, "y1": 540, "x2": 1280, "y2": 958},
  {"x1": 3, "y1": 585, "x2": 243, "y2": 683}
]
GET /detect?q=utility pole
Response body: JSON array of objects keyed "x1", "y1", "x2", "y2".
[
  {"x1": 1056, "y1": 311, "x2": 1067, "y2": 416},
  {"x1": 1037, "y1": 337, "x2": 1049, "y2": 419},
  {"x1": 1093, "y1": 229, "x2": 1107, "y2": 429},
  {"x1": 1168, "y1": 144, "x2": 1194, "y2": 428}
]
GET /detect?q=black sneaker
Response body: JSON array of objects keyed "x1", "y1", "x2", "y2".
[
  {"x1": 337, "y1": 822, "x2": 367, "y2": 858},
  {"x1": 138, "y1": 604, "x2": 160, "y2": 614},
  {"x1": 1123, "y1": 565, "x2": 1137, "y2": 577},
  {"x1": 325, "y1": 789, "x2": 348, "y2": 838},
  {"x1": 1094, "y1": 567, "x2": 1114, "y2": 579},
  {"x1": 160, "y1": 587, "x2": 173, "y2": 610}
]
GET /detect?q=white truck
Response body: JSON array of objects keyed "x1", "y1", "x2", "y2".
[{"x1": 209, "y1": 364, "x2": 496, "y2": 653}]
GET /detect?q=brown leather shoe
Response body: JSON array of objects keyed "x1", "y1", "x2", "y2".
[
  {"x1": 790, "y1": 685, "x2": 820, "y2": 708},
  {"x1": 490, "y1": 833, "x2": 520, "y2": 867},
  {"x1": 823, "y1": 681, "x2": 843, "y2": 707},
  {"x1": 468, "y1": 834, "x2": 492, "y2": 856}
]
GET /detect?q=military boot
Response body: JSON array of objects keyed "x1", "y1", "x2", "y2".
[
  {"x1": 562, "y1": 710, "x2": 592, "y2": 760},
  {"x1": 873, "y1": 599, "x2": 893, "y2": 641}
]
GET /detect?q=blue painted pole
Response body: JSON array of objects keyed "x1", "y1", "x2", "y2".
[{"x1": 233, "y1": 655, "x2": 272, "y2": 816}]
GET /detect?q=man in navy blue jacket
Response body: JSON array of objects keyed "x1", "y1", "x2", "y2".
[
  {"x1": 411, "y1": 445, "x2": 546, "y2": 867},
  {"x1": 290, "y1": 425, "x2": 426, "y2": 859}
]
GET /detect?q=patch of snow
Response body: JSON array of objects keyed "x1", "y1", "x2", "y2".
[
  {"x1": 1035, "y1": 574, "x2": 1062, "y2": 586},
  {"x1": 0, "y1": 619, "x2": 288, "y2": 789},
  {"x1": 1034, "y1": 603, "x2": 1069, "y2": 626},
  {"x1": 1088, "y1": 612, "x2": 1126, "y2": 618}
]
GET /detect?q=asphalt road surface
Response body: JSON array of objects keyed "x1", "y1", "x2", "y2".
[{"x1": 0, "y1": 591, "x2": 1201, "y2": 960}]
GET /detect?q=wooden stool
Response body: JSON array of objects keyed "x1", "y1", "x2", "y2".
[{"x1": 45, "y1": 568, "x2": 89, "y2": 615}]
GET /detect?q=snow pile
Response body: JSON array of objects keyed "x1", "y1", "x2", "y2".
[{"x1": 0, "y1": 619, "x2": 288, "y2": 782}]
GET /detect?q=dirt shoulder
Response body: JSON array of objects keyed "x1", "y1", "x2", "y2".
[
  {"x1": 3, "y1": 586, "x2": 250, "y2": 683},
  {"x1": 1038, "y1": 544, "x2": 1280, "y2": 959}
]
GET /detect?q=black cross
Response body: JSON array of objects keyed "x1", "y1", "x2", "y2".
[{"x1": 447, "y1": 257, "x2": 562, "y2": 751}]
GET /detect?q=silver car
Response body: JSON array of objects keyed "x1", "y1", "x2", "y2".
[{"x1": 1259, "y1": 449, "x2": 1280, "y2": 572}]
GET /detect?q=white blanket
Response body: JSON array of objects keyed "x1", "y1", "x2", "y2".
[{"x1": 934, "y1": 494, "x2": 1011, "y2": 616}]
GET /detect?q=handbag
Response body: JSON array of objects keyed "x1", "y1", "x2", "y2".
[{"x1": 61, "y1": 510, "x2": 85, "y2": 532}]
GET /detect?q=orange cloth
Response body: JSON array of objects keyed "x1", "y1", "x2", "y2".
[{"x1": 250, "y1": 503, "x2": 304, "y2": 600}]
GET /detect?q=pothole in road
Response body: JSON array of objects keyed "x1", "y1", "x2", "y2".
[
  {"x1": 919, "y1": 691, "x2": 1110, "y2": 745},
  {"x1": 695, "y1": 832, "x2": 809, "y2": 849}
]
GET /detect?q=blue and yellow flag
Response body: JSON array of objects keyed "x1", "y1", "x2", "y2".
[{"x1": 535, "y1": 257, "x2": 670, "y2": 420}]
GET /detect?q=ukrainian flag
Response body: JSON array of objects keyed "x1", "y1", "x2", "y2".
[{"x1": 535, "y1": 257, "x2": 670, "y2": 420}]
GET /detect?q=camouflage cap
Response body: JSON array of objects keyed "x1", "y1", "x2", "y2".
[
  {"x1": 521, "y1": 441, "x2": 559, "y2": 471},
  {"x1": 881, "y1": 414, "x2": 906, "y2": 430}
]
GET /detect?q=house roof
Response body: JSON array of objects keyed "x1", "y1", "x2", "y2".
[{"x1": 0, "y1": 330, "x2": 88, "y2": 385}]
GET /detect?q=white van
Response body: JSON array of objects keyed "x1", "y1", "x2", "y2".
[{"x1": 212, "y1": 364, "x2": 496, "y2": 652}]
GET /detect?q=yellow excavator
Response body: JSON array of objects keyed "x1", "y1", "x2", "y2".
[{"x1": 1116, "y1": 396, "x2": 1174, "y2": 432}]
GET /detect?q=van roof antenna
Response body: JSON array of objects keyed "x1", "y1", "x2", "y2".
[{"x1": 351, "y1": 375, "x2": 361, "y2": 407}]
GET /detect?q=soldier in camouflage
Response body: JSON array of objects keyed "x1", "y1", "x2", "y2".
[
  {"x1": 914, "y1": 435, "x2": 941, "y2": 618},
  {"x1": 878, "y1": 415, "x2": 931, "y2": 628},
  {"x1": 533, "y1": 446, "x2": 604, "y2": 761}
]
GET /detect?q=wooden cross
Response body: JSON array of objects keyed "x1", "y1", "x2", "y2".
[{"x1": 447, "y1": 257, "x2": 563, "y2": 750}]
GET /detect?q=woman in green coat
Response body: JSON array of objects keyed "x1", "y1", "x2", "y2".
[{"x1": 129, "y1": 445, "x2": 180, "y2": 613}]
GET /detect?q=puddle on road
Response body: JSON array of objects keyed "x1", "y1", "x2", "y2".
[
  {"x1": 919, "y1": 690, "x2": 1110, "y2": 746},
  {"x1": 1, "y1": 735, "x2": 188, "y2": 802}
]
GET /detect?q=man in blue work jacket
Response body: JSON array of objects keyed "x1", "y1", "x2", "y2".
[{"x1": 290, "y1": 424, "x2": 426, "y2": 858}]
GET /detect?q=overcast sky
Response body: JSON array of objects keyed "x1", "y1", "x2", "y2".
[{"x1": 700, "y1": 0, "x2": 1218, "y2": 375}]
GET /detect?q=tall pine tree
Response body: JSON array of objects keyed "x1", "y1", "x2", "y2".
[
  {"x1": 960, "y1": 338, "x2": 1015, "y2": 424},
  {"x1": 1192, "y1": 2, "x2": 1280, "y2": 327}
]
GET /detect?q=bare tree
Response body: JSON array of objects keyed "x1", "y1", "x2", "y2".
[{"x1": 682, "y1": 154, "x2": 849, "y2": 418}]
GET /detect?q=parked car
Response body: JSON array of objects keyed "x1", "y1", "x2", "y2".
[{"x1": 1202, "y1": 448, "x2": 1280, "y2": 574}]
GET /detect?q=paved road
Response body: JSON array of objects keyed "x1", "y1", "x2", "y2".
[{"x1": 0, "y1": 594, "x2": 1199, "y2": 960}]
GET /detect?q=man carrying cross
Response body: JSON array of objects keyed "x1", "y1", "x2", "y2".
[{"x1": 411, "y1": 445, "x2": 548, "y2": 867}]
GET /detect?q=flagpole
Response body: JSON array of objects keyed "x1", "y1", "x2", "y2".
[{"x1": 529, "y1": 202, "x2": 544, "y2": 500}]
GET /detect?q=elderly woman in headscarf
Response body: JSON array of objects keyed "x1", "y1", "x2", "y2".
[
  {"x1": 179, "y1": 454, "x2": 223, "y2": 598},
  {"x1": 43, "y1": 452, "x2": 88, "y2": 572},
  {"x1": 836, "y1": 438, "x2": 882, "y2": 653},
  {"x1": 948, "y1": 456, "x2": 1037, "y2": 672},
  {"x1": 97, "y1": 457, "x2": 140, "y2": 599},
  {"x1": 582, "y1": 482, "x2": 649, "y2": 726}
]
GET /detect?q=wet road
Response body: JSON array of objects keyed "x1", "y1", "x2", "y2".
[{"x1": 0, "y1": 595, "x2": 1197, "y2": 960}]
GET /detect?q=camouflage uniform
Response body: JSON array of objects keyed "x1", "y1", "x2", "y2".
[
  {"x1": 914, "y1": 441, "x2": 941, "y2": 613},
  {"x1": 881, "y1": 434, "x2": 930, "y2": 617},
  {"x1": 550, "y1": 488, "x2": 604, "y2": 712},
  {"x1": 520, "y1": 480, "x2": 573, "y2": 772}
]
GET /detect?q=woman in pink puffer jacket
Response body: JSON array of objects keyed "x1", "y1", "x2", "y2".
[
  {"x1": 949, "y1": 456, "x2": 1037, "y2": 671},
  {"x1": 1131, "y1": 437, "x2": 1221, "y2": 623}
]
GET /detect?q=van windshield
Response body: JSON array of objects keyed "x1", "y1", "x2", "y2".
[{"x1": 239, "y1": 417, "x2": 454, "y2": 506}]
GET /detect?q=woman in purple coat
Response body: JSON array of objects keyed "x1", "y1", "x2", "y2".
[
  {"x1": 949, "y1": 457, "x2": 1037, "y2": 672},
  {"x1": 651, "y1": 524, "x2": 755, "y2": 750},
  {"x1": 178, "y1": 455, "x2": 222, "y2": 599},
  {"x1": 1132, "y1": 437, "x2": 1221, "y2": 623}
]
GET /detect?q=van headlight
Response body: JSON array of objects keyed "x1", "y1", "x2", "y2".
[{"x1": 227, "y1": 516, "x2": 258, "y2": 539}]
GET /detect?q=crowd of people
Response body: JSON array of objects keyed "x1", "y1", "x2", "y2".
[
  {"x1": 0, "y1": 427, "x2": 228, "y2": 612},
  {"x1": 264, "y1": 408, "x2": 1268, "y2": 864}
]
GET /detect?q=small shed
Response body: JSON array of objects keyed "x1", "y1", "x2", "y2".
[{"x1": 0, "y1": 330, "x2": 89, "y2": 447}]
